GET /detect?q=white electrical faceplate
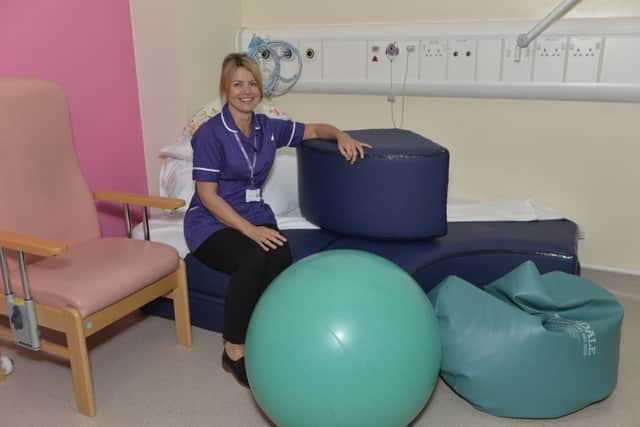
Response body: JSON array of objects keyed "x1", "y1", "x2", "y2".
[
  {"x1": 476, "y1": 39, "x2": 503, "y2": 82},
  {"x1": 600, "y1": 37, "x2": 640, "y2": 84},
  {"x1": 566, "y1": 36, "x2": 602, "y2": 83},
  {"x1": 447, "y1": 39, "x2": 477, "y2": 81},
  {"x1": 238, "y1": 18, "x2": 640, "y2": 102},
  {"x1": 533, "y1": 37, "x2": 567, "y2": 82},
  {"x1": 420, "y1": 39, "x2": 447, "y2": 81}
]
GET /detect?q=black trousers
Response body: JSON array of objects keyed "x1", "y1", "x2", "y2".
[{"x1": 193, "y1": 224, "x2": 292, "y2": 344}]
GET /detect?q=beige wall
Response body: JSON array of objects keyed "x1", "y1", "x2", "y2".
[
  {"x1": 130, "y1": 0, "x2": 242, "y2": 195},
  {"x1": 130, "y1": 0, "x2": 187, "y2": 196},
  {"x1": 131, "y1": 1, "x2": 640, "y2": 271},
  {"x1": 177, "y1": 1, "x2": 242, "y2": 118},
  {"x1": 241, "y1": 0, "x2": 640, "y2": 272},
  {"x1": 241, "y1": 0, "x2": 639, "y2": 25}
]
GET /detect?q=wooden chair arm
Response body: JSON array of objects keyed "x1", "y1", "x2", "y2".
[
  {"x1": 0, "y1": 230, "x2": 67, "y2": 257},
  {"x1": 93, "y1": 191, "x2": 185, "y2": 210}
]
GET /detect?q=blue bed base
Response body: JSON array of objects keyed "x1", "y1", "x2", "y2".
[{"x1": 143, "y1": 219, "x2": 580, "y2": 333}]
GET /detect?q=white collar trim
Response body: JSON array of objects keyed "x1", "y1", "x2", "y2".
[{"x1": 220, "y1": 107, "x2": 238, "y2": 134}]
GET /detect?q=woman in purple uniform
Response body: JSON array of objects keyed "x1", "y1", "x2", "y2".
[{"x1": 184, "y1": 53, "x2": 371, "y2": 387}]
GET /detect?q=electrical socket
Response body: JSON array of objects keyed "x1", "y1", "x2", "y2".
[
  {"x1": 447, "y1": 39, "x2": 477, "y2": 81},
  {"x1": 533, "y1": 37, "x2": 567, "y2": 82},
  {"x1": 420, "y1": 39, "x2": 448, "y2": 81},
  {"x1": 565, "y1": 36, "x2": 602, "y2": 83}
]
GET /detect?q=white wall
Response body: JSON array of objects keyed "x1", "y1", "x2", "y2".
[{"x1": 241, "y1": 0, "x2": 640, "y2": 272}]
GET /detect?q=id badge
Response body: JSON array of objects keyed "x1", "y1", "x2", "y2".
[{"x1": 245, "y1": 188, "x2": 261, "y2": 202}]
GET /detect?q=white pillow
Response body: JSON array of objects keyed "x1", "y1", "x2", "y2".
[
  {"x1": 160, "y1": 137, "x2": 193, "y2": 161},
  {"x1": 159, "y1": 99, "x2": 298, "y2": 215},
  {"x1": 262, "y1": 148, "x2": 299, "y2": 215},
  {"x1": 159, "y1": 157, "x2": 194, "y2": 212}
]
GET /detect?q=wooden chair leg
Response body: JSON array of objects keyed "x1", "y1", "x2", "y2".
[
  {"x1": 63, "y1": 308, "x2": 96, "y2": 417},
  {"x1": 170, "y1": 260, "x2": 192, "y2": 347}
]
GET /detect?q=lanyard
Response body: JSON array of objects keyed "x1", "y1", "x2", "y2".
[{"x1": 233, "y1": 132, "x2": 257, "y2": 185}]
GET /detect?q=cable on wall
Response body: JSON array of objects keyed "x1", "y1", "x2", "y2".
[{"x1": 386, "y1": 41, "x2": 399, "y2": 128}]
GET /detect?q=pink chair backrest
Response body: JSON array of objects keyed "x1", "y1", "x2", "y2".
[{"x1": 0, "y1": 77, "x2": 101, "y2": 251}]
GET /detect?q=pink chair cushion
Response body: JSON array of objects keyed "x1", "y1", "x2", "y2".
[{"x1": 9, "y1": 238, "x2": 179, "y2": 317}]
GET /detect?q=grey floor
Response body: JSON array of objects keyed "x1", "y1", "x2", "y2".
[{"x1": 1, "y1": 268, "x2": 638, "y2": 427}]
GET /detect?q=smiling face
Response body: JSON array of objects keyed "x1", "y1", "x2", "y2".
[{"x1": 224, "y1": 66, "x2": 261, "y2": 117}]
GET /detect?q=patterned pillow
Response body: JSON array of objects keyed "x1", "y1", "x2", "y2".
[
  {"x1": 161, "y1": 99, "x2": 289, "y2": 161},
  {"x1": 159, "y1": 99, "x2": 296, "y2": 215},
  {"x1": 183, "y1": 99, "x2": 289, "y2": 140}
]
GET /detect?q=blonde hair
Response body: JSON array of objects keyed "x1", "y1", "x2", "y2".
[{"x1": 219, "y1": 53, "x2": 264, "y2": 101}]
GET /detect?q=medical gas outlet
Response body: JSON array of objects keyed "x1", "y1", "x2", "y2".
[{"x1": 385, "y1": 41, "x2": 400, "y2": 62}]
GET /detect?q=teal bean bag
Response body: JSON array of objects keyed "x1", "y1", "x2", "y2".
[{"x1": 428, "y1": 261, "x2": 624, "y2": 419}]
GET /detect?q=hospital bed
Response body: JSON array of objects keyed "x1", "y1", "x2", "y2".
[{"x1": 134, "y1": 124, "x2": 579, "y2": 332}]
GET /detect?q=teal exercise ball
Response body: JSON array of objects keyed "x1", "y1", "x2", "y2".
[{"x1": 246, "y1": 250, "x2": 441, "y2": 427}]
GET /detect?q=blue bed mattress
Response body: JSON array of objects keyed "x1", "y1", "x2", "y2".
[{"x1": 143, "y1": 219, "x2": 580, "y2": 333}]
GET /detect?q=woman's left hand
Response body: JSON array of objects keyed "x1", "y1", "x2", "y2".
[{"x1": 337, "y1": 133, "x2": 373, "y2": 164}]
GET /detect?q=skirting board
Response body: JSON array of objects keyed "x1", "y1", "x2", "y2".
[{"x1": 582, "y1": 264, "x2": 640, "y2": 301}]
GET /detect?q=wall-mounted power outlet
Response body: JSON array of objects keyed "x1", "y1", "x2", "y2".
[
  {"x1": 420, "y1": 39, "x2": 447, "y2": 81},
  {"x1": 533, "y1": 37, "x2": 567, "y2": 82},
  {"x1": 565, "y1": 36, "x2": 602, "y2": 83},
  {"x1": 447, "y1": 39, "x2": 477, "y2": 81}
]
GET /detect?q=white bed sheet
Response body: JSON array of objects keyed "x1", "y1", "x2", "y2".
[{"x1": 132, "y1": 199, "x2": 572, "y2": 257}]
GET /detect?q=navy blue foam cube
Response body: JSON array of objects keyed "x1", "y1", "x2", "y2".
[{"x1": 298, "y1": 128, "x2": 449, "y2": 239}]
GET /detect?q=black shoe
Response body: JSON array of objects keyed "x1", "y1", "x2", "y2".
[{"x1": 222, "y1": 350, "x2": 250, "y2": 388}]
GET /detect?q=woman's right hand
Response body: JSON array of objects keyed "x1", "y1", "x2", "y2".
[{"x1": 244, "y1": 225, "x2": 287, "y2": 251}]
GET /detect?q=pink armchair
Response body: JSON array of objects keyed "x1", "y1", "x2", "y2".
[{"x1": 0, "y1": 77, "x2": 192, "y2": 416}]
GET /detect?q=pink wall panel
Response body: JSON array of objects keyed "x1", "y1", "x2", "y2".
[{"x1": 0, "y1": 0, "x2": 146, "y2": 236}]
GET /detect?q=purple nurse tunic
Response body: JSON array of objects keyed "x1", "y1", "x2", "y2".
[{"x1": 184, "y1": 103, "x2": 305, "y2": 252}]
